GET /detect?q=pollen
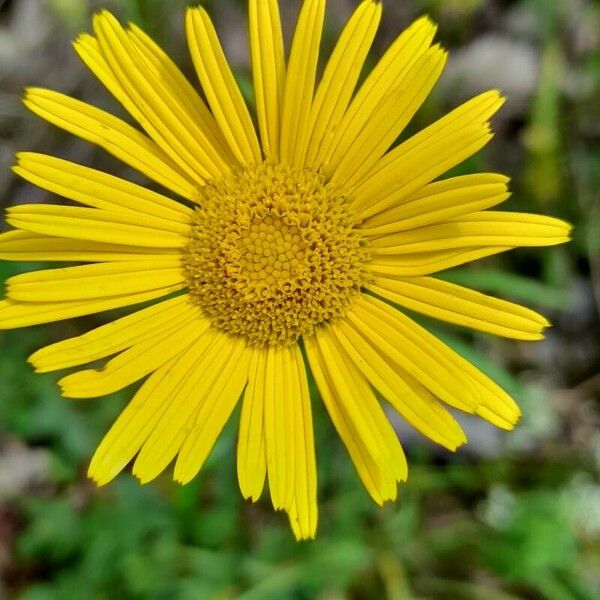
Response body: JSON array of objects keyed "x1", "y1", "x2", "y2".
[{"x1": 183, "y1": 162, "x2": 370, "y2": 346}]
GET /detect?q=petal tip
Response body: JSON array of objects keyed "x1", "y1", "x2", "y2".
[
  {"x1": 87, "y1": 472, "x2": 102, "y2": 486},
  {"x1": 22, "y1": 87, "x2": 36, "y2": 102},
  {"x1": 13, "y1": 151, "x2": 27, "y2": 164},
  {"x1": 27, "y1": 353, "x2": 46, "y2": 373},
  {"x1": 72, "y1": 33, "x2": 88, "y2": 48},
  {"x1": 133, "y1": 469, "x2": 155, "y2": 486},
  {"x1": 95, "y1": 8, "x2": 115, "y2": 21},
  {"x1": 87, "y1": 463, "x2": 113, "y2": 487},
  {"x1": 173, "y1": 464, "x2": 195, "y2": 486},
  {"x1": 415, "y1": 14, "x2": 437, "y2": 30}
]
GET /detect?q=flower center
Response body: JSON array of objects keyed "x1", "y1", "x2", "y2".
[{"x1": 183, "y1": 162, "x2": 370, "y2": 346}]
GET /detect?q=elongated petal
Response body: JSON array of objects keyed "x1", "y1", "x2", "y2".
[
  {"x1": 88, "y1": 353, "x2": 192, "y2": 485},
  {"x1": 186, "y1": 7, "x2": 262, "y2": 165},
  {"x1": 72, "y1": 33, "x2": 133, "y2": 112},
  {"x1": 367, "y1": 246, "x2": 513, "y2": 277},
  {"x1": 318, "y1": 330, "x2": 408, "y2": 482},
  {"x1": 286, "y1": 344, "x2": 318, "y2": 540},
  {"x1": 7, "y1": 205, "x2": 188, "y2": 248},
  {"x1": 174, "y1": 338, "x2": 251, "y2": 484},
  {"x1": 317, "y1": 15, "x2": 437, "y2": 170},
  {"x1": 363, "y1": 296, "x2": 521, "y2": 429},
  {"x1": 353, "y1": 294, "x2": 520, "y2": 429},
  {"x1": 361, "y1": 174, "x2": 510, "y2": 236},
  {"x1": 0, "y1": 230, "x2": 179, "y2": 263},
  {"x1": 280, "y1": 0, "x2": 326, "y2": 165},
  {"x1": 331, "y1": 45, "x2": 447, "y2": 188},
  {"x1": 332, "y1": 315, "x2": 469, "y2": 449},
  {"x1": 94, "y1": 11, "x2": 231, "y2": 183},
  {"x1": 439, "y1": 347, "x2": 521, "y2": 429},
  {"x1": 310, "y1": 331, "x2": 382, "y2": 461},
  {"x1": 29, "y1": 294, "x2": 197, "y2": 373},
  {"x1": 302, "y1": 0, "x2": 381, "y2": 167},
  {"x1": 6, "y1": 260, "x2": 184, "y2": 302},
  {"x1": 0, "y1": 287, "x2": 182, "y2": 329},
  {"x1": 305, "y1": 330, "x2": 406, "y2": 505},
  {"x1": 58, "y1": 317, "x2": 209, "y2": 398},
  {"x1": 348, "y1": 294, "x2": 480, "y2": 415},
  {"x1": 13, "y1": 153, "x2": 192, "y2": 222},
  {"x1": 23, "y1": 88, "x2": 199, "y2": 200},
  {"x1": 237, "y1": 348, "x2": 267, "y2": 502},
  {"x1": 370, "y1": 212, "x2": 572, "y2": 255},
  {"x1": 132, "y1": 329, "x2": 231, "y2": 483},
  {"x1": 354, "y1": 125, "x2": 493, "y2": 220},
  {"x1": 126, "y1": 25, "x2": 233, "y2": 161},
  {"x1": 352, "y1": 91, "x2": 504, "y2": 218},
  {"x1": 74, "y1": 30, "x2": 232, "y2": 165},
  {"x1": 256, "y1": 344, "x2": 318, "y2": 538},
  {"x1": 262, "y1": 345, "x2": 294, "y2": 510},
  {"x1": 368, "y1": 276, "x2": 550, "y2": 340},
  {"x1": 375, "y1": 89, "x2": 504, "y2": 170},
  {"x1": 249, "y1": 0, "x2": 285, "y2": 160}
]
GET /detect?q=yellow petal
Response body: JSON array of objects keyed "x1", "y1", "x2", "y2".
[
  {"x1": 88, "y1": 355, "x2": 186, "y2": 485},
  {"x1": 279, "y1": 0, "x2": 326, "y2": 165},
  {"x1": 13, "y1": 153, "x2": 192, "y2": 220},
  {"x1": 305, "y1": 330, "x2": 405, "y2": 505},
  {"x1": 23, "y1": 88, "x2": 198, "y2": 201},
  {"x1": 285, "y1": 344, "x2": 318, "y2": 540},
  {"x1": 186, "y1": 7, "x2": 262, "y2": 165},
  {"x1": 302, "y1": 0, "x2": 381, "y2": 168},
  {"x1": 322, "y1": 329, "x2": 409, "y2": 485},
  {"x1": 367, "y1": 246, "x2": 513, "y2": 277},
  {"x1": 6, "y1": 259, "x2": 184, "y2": 302},
  {"x1": 262, "y1": 344, "x2": 293, "y2": 510},
  {"x1": 93, "y1": 11, "x2": 230, "y2": 183},
  {"x1": 368, "y1": 276, "x2": 550, "y2": 340},
  {"x1": 312, "y1": 331, "x2": 383, "y2": 461},
  {"x1": 7, "y1": 205, "x2": 188, "y2": 248},
  {"x1": 74, "y1": 30, "x2": 232, "y2": 167},
  {"x1": 126, "y1": 25, "x2": 234, "y2": 162},
  {"x1": 383, "y1": 89, "x2": 504, "y2": 161},
  {"x1": 237, "y1": 348, "x2": 267, "y2": 502},
  {"x1": 249, "y1": 0, "x2": 285, "y2": 160},
  {"x1": 72, "y1": 33, "x2": 130, "y2": 108},
  {"x1": 0, "y1": 230, "x2": 178, "y2": 263},
  {"x1": 29, "y1": 294, "x2": 196, "y2": 373},
  {"x1": 354, "y1": 125, "x2": 493, "y2": 220},
  {"x1": 132, "y1": 329, "x2": 229, "y2": 483},
  {"x1": 331, "y1": 45, "x2": 447, "y2": 188},
  {"x1": 443, "y1": 350, "x2": 521, "y2": 429},
  {"x1": 239, "y1": 344, "x2": 317, "y2": 538},
  {"x1": 361, "y1": 173, "x2": 510, "y2": 236},
  {"x1": 371, "y1": 212, "x2": 572, "y2": 255},
  {"x1": 316, "y1": 15, "x2": 437, "y2": 170},
  {"x1": 58, "y1": 316, "x2": 210, "y2": 398},
  {"x1": 0, "y1": 286, "x2": 181, "y2": 330},
  {"x1": 348, "y1": 294, "x2": 479, "y2": 415},
  {"x1": 305, "y1": 333, "x2": 383, "y2": 504},
  {"x1": 331, "y1": 317, "x2": 469, "y2": 449},
  {"x1": 353, "y1": 294, "x2": 520, "y2": 429},
  {"x1": 352, "y1": 91, "x2": 504, "y2": 219},
  {"x1": 174, "y1": 338, "x2": 251, "y2": 484}
]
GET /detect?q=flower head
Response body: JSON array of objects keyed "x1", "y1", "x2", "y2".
[{"x1": 0, "y1": 0, "x2": 571, "y2": 539}]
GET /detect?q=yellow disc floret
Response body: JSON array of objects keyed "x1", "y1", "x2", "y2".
[{"x1": 183, "y1": 163, "x2": 370, "y2": 346}]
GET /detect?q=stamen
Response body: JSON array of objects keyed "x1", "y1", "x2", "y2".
[{"x1": 183, "y1": 162, "x2": 370, "y2": 346}]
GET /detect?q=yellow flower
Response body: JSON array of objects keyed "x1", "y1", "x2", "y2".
[{"x1": 0, "y1": 0, "x2": 570, "y2": 539}]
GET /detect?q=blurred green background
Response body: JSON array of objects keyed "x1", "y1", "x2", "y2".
[{"x1": 1, "y1": 0, "x2": 599, "y2": 598}]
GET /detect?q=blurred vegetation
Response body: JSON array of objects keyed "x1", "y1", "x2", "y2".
[{"x1": 1, "y1": 0, "x2": 599, "y2": 598}]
